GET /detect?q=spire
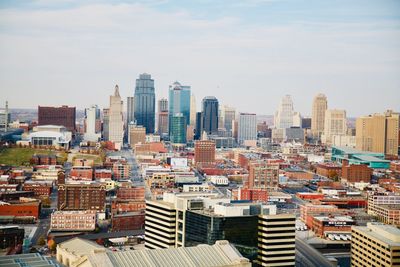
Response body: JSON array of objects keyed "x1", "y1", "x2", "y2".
[{"x1": 114, "y1": 85, "x2": 120, "y2": 97}]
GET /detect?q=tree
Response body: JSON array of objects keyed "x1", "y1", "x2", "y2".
[
  {"x1": 37, "y1": 236, "x2": 46, "y2": 246},
  {"x1": 48, "y1": 239, "x2": 56, "y2": 251}
]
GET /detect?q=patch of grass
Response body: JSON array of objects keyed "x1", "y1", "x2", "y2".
[{"x1": 0, "y1": 147, "x2": 66, "y2": 166}]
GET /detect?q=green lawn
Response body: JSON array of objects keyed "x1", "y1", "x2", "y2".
[{"x1": 0, "y1": 147, "x2": 67, "y2": 166}]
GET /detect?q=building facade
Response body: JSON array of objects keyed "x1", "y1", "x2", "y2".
[
  {"x1": 57, "y1": 182, "x2": 106, "y2": 212},
  {"x1": 38, "y1": 105, "x2": 76, "y2": 132},
  {"x1": 238, "y1": 113, "x2": 257, "y2": 145},
  {"x1": 194, "y1": 140, "x2": 216, "y2": 165},
  {"x1": 50, "y1": 210, "x2": 96, "y2": 232},
  {"x1": 274, "y1": 95, "x2": 294, "y2": 129},
  {"x1": 108, "y1": 85, "x2": 124, "y2": 149},
  {"x1": 169, "y1": 81, "x2": 191, "y2": 136},
  {"x1": 126, "y1": 96, "x2": 134, "y2": 124},
  {"x1": 84, "y1": 105, "x2": 101, "y2": 142},
  {"x1": 202, "y1": 96, "x2": 219, "y2": 135},
  {"x1": 157, "y1": 98, "x2": 169, "y2": 136},
  {"x1": 170, "y1": 113, "x2": 187, "y2": 144},
  {"x1": 311, "y1": 93, "x2": 328, "y2": 137},
  {"x1": 248, "y1": 161, "x2": 279, "y2": 190},
  {"x1": 322, "y1": 109, "x2": 347, "y2": 145},
  {"x1": 134, "y1": 73, "x2": 156, "y2": 134}
]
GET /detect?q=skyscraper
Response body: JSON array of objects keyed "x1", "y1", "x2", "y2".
[
  {"x1": 0, "y1": 101, "x2": 10, "y2": 132},
  {"x1": 108, "y1": 85, "x2": 124, "y2": 149},
  {"x1": 190, "y1": 94, "x2": 196, "y2": 126},
  {"x1": 134, "y1": 73, "x2": 155, "y2": 134},
  {"x1": 170, "y1": 113, "x2": 187, "y2": 144},
  {"x1": 126, "y1": 96, "x2": 134, "y2": 124},
  {"x1": 238, "y1": 113, "x2": 257, "y2": 145},
  {"x1": 102, "y1": 108, "x2": 109, "y2": 141},
  {"x1": 202, "y1": 96, "x2": 219, "y2": 135},
  {"x1": 194, "y1": 112, "x2": 203, "y2": 140},
  {"x1": 223, "y1": 106, "x2": 236, "y2": 133},
  {"x1": 311, "y1": 93, "x2": 328, "y2": 137},
  {"x1": 356, "y1": 110, "x2": 399, "y2": 156},
  {"x1": 84, "y1": 105, "x2": 101, "y2": 142},
  {"x1": 168, "y1": 81, "x2": 191, "y2": 134},
  {"x1": 157, "y1": 98, "x2": 169, "y2": 136},
  {"x1": 322, "y1": 109, "x2": 347, "y2": 145},
  {"x1": 274, "y1": 95, "x2": 295, "y2": 129}
]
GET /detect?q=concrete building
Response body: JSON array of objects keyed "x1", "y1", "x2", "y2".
[
  {"x1": 50, "y1": 210, "x2": 96, "y2": 232},
  {"x1": 257, "y1": 213, "x2": 296, "y2": 267},
  {"x1": 102, "y1": 108, "x2": 109, "y2": 141},
  {"x1": 322, "y1": 109, "x2": 347, "y2": 145},
  {"x1": 373, "y1": 204, "x2": 400, "y2": 226},
  {"x1": 356, "y1": 110, "x2": 399, "y2": 156},
  {"x1": 351, "y1": 223, "x2": 400, "y2": 267},
  {"x1": 128, "y1": 123, "x2": 146, "y2": 148},
  {"x1": 238, "y1": 113, "x2": 257, "y2": 145},
  {"x1": 248, "y1": 161, "x2": 279, "y2": 190},
  {"x1": 190, "y1": 94, "x2": 197, "y2": 126},
  {"x1": 157, "y1": 98, "x2": 169, "y2": 136},
  {"x1": 126, "y1": 96, "x2": 134, "y2": 125},
  {"x1": 311, "y1": 93, "x2": 328, "y2": 137},
  {"x1": 84, "y1": 105, "x2": 101, "y2": 142},
  {"x1": 28, "y1": 125, "x2": 72, "y2": 150},
  {"x1": 108, "y1": 85, "x2": 124, "y2": 150},
  {"x1": 202, "y1": 96, "x2": 219, "y2": 135},
  {"x1": 368, "y1": 193, "x2": 400, "y2": 216},
  {"x1": 274, "y1": 95, "x2": 295, "y2": 129},
  {"x1": 134, "y1": 73, "x2": 156, "y2": 134},
  {"x1": 194, "y1": 140, "x2": 216, "y2": 166},
  {"x1": 0, "y1": 101, "x2": 10, "y2": 132},
  {"x1": 38, "y1": 105, "x2": 76, "y2": 132}
]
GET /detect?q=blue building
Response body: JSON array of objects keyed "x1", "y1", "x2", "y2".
[
  {"x1": 331, "y1": 146, "x2": 390, "y2": 169},
  {"x1": 202, "y1": 96, "x2": 219, "y2": 135},
  {"x1": 169, "y1": 81, "x2": 191, "y2": 137},
  {"x1": 134, "y1": 73, "x2": 155, "y2": 134},
  {"x1": 170, "y1": 113, "x2": 187, "y2": 144}
]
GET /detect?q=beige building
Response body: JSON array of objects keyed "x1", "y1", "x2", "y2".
[
  {"x1": 356, "y1": 110, "x2": 399, "y2": 156},
  {"x1": 190, "y1": 94, "x2": 197, "y2": 126},
  {"x1": 321, "y1": 109, "x2": 347, "y2": 145},
  {"x1": 128, "y1": 124, "x2": 146, "y2": 148},
  {"x1": 257, "y1": 213, "x2": 296, "y2": 267},
  {"x1": 50, "y1": 210, "x2": 96, "y2": 232},
  {"x1": 108, "y1": 85, "x2": 124, "y2": 150},
  {"x1": 311, "y1": 93, "x2": 327, "y2": 137},
  {"x1": 351, "y1": 223, "x2": 400, "y2": 267}
]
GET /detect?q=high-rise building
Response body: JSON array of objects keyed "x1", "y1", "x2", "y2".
[
  {"x1": 126, "y1": 96, "x2": 134, "y2": 124},
  {"x1": 0, "y1": 101, "x2": 10, "y2": 132},
  {"x1": 248, "y1": 161, "x2": 279, "y2": 190},
  {"x1": 274, "y1": 95, "x2": 294, "y2": 129},
  {"x1": 356, "y1": 111, "x2": 399, "y2": 156},
  {"x1": 238, "y1": 113, "x2": 257, "y2": 145},
  {"x1": 194, "y1": 112, "x2": 203, "y2": 140},
  {"x1": 202, "y1": 96, "x2": 219, "y2": 135},
  {"x1": 194, "y1": 140, "x2": 216, "y2": 165},
  {"x1": 223, "y1": 106, "x2": 236, "y2": 133},
  {"x1": 128, "y1": 123, "x2": 146, "y2": 148},
  {"x1": 257, "y1": 213, "x2": 296, "y2": 267},
  {"x1": 157, "y1": 98, "x2": 169, "y2": 136},
  {"x1": 134, "y1": 73, "x2": 155, "y2": 134},
  {"x1": 169, "y1": 81, "x2": 191, "y2": 136},
  {"x1": 170, "y1": 113, "x2": 187, "y2": 144},
  {"x1": 84, "y1": 105, "x2": 101, "y2": 142},
  {"x1": 102, "y1": 108, "x2": 109, "y2": 141},
  {"x1": 311, "y1": 93, "x2": 328, "y2": 137},
  {"x1": 108, "y1": 85, "x2": 124, "y2": 149},
  {"x1": 38, "y1": 105, "x2": 76, "y2": 132},
  {"x1": 351, "y1": 223, "x2": 400, "y2": 267},
  {"x1": 322, "y1": 109, "x2": 347, "y2": 145},
  {"x1": 190, "y1": 94, "x2": 196, "y2": 126}
]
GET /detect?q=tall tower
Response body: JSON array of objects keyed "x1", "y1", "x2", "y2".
[
  {"x1": 274, "y1": 95, "x2": 294, "y2": 129},
  {"x1": 322, "y1": 109, "x2": 347, "y2": 145},
  {"x1": 238, "y1": 113, "x2": 257, "y2": 145},
  {"x1": 168, "y1": 81, "x2": 191, "y2": 136},
  {"x1": 109, "y1": 85, "x2": 124, "y2": 149},
  {"x1": 127, "y1": 96, "x2": 135, "y2": 124},
  {"x1": 84, "y1": 105, "x2": 101, "y2": 142},
  {"x1": 190, "y1": 94, "x2": 197, "y2": 126},
  {"x1": 202, "y1": 96, "x2": 219, "y2": 135},
  {"x1": 134, "y1": 73, "x2": 155, "y2": 134},
  {"x1": 311, "y1": 93, "x2": 328, "y2": 137},
  {"x1": 157, "y1": 98, "x2": 169, "y2": 136}
]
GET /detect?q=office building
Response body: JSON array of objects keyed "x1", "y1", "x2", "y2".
[
  {"x1": 126, "y1": 96, "x2": 134, "y2": 124},
  {"x1": 170, "y1": 113, "x2": 187, "y2": 144},
  {"x1": 322, "y1": 109, "x2": 347, "y2": 145},
  {"x1": 248, "y1": 161, "x2": 279, "y2": 190},
  {"x1": 50, "y1": 210, "x2": 96, "y2": 232},
  {"x1": 367, "y1": 193, "x2": 400, "y2": 216},
  {"x1": 194, "y1": 112, "x2": 203, "y2": 140},
  {"x1": 202, "y1": 96, "x2": 219, "y2": 135},
  {"x1": 38, "y1": 105, "x2": 76, "y2": 132},
  {"x1": 311, "y1": 93, "x2": 328, "y2": 137},
  {"x1": 356, "y1": 110, "x2": 399, "y2": 156},
  {"x1": 0, "y1": 101, "x2": 10, "y2": 132},
  {"x1": 157, "y1": 98, "x2": 169, "y2": 135},
  {"x1": 108, "y1": 85, "x2": 124, "y2": 149},
  {"x1": 169, "y1": 81, "x2": 191, "y2": 132},
  {"x1": 257, "y1": 213, "x2": 296, "y2": 267},
  {"x1": 274, "y1": 95, "x2": 294, "y2": 129},
  {"x1": 194, "y1": 140, "x2": 216, "y2": 165},
  {"x1": 134, "y1": 73, "x2": 156, "y2": 134},
  {"x1": 84, "y1": 105, "x2": 101, "y2": 142},
  {"x1": 341, "y1": 160, "x2": 372, "y2": 184},
  {"x1": 351, "y1": 223, "x2": 400, "y2": 267},
  {"x1": 238, "y1": 113, "x2": 257, "y2": 145},
  {"x1": 102, "y1": 108, "x2": 109, "y2": 141},
  {"x1": 223, "y1": 106, "x2": 236, "y2": 132},
  {"x1": 57, "y1": 181, "x2": 106, "y2": 212},
  {"x1": 190, "y1": 94, "x2": 197, "y2": 126},
  {"x1": 128, "y1": 123, "x2": 146, "y2": 147}
]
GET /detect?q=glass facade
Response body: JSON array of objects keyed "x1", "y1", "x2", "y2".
[
  {"x1": 170, "y1": 114, "x2": 187, "y2": 144},
  {"x1": 202, "y1": 96, "x2": 219, "y2": 135},
  {"x1": 134, "y1": 73, "x2": 155, "y2": 134},
  {"x1": 168, "y1": 82, "x2": 191, "y2": 136},
  {"x1": 185, "y1": 211, "x2": 258, "y2": 260}
]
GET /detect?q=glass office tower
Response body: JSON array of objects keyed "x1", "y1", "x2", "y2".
[{"x1": 134, "y1": 73, "x2": 155, "y2": 134}]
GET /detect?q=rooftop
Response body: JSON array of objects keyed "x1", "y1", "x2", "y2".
[{"x1": 353, "y1": 223, "x2": 400, "y2": 246}]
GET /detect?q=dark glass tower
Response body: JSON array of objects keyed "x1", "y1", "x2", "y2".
[
  {"x1": 194, "y1": 112, "x2": 203, "y2": 140},
  {"x1": 202, "y1": 96, "x2": 219, "y2": 135},
  {"x1": 134, "y1": 73, "x2": 155, "y2": 134}
]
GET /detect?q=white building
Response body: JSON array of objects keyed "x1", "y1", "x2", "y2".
[
  {"x1": 108, "y1": 85, "x2": 124, "y2": 150},
  {"x1": 28, "y1": 125, "x2": 72, "y2": 149},
  {"x1": 274, "y1": 95, "x2": 295, "y2": 129},
  {"x1": 0, "y1": 101, "x2": 10, "y2": 132},
  {"x1": 322, "y1": 109, "x2": 347, "y2": 145},
  {"x1": 51, "y1": 210, "x2": 96, "y2": 232},
  {"x1": 126, "y1": 96, "x2": 135, "y2": 124},
  {"x1": 209, "y1": 175, "x2": 229, "y2": 186},
  {"x1": 84, "y1": 105, "x2": 101, "y2": 142},
  {"x1": 238, "y1": 113, "x2": 257, "y2": 145}
]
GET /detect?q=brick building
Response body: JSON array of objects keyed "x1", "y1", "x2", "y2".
[
  {"x1": 116, "y1": 187, "x2": 145, "y2": 201},
  {"x1": 238, "y1": 188, "x2": 269, "y2": 202},
  {"x1": 57, "y1": 181, "x2": 106, "y2": 212},
  {"x1": 316, "y1": 163, "x2": 342, "y2": 178},
  {"x1": 247, "y1": 161, "x2": 279, "y2": 190},
  {"x1": 311, "y1": 215, "x2": 354, "y2": 238},
  {"x1": 194, "y1": 140, "x2": 216, "y2": 166},
  {"x1": 50, "y1": 210, "x2": 96, "y2": 232},
  {"x1": 111, "y1": 211, "x2": 145, "y2": 231},
  {"x1": 111, "y1": 201, "x2": 146, "y2": 213},
  {"x1": 112, "y1": 162, "x2": 130, "y2": 180},
  {"x1": 372, "y1": 204, "x2": 400, "y2": 226},
  {"x1": 94, "y1": 169, "x2": 112, "y2": 180},
  {"x1": 0, "y1": 200, "x2": 41, "y2": 219},
  {"x1": 300, "y1": 204, "x2": 339, "y2": 228},
  {"x1": 70, "y1": 166, "x2": 93, "y2": 180},
  {"x1": 23, "y1": 181, "x2": 52, "y2": 197},
  {"x1": 38, "y1": 105, "x2": 76, "y2": 132},
  {"x1": 30, "y1": 154, "x2": 57, "y2": 165},
  {"x1": 73, "y1": 158, "x2": 94, "y2": 167},
  {"x1": 341, "y1": 160, "x2": 372, "y2": 184}
]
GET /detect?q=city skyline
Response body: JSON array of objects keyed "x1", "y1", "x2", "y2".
[{"x1": 1, "y1": 0, "x2": 399, "y2": 116}]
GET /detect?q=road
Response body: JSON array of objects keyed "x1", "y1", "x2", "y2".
[{"x1": 296, "y1": 238, "x2": 334, "y2": 267}]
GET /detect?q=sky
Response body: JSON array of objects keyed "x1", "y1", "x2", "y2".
[{"x1": 0, "y1": 0, "x2": 399, "y2": 117}]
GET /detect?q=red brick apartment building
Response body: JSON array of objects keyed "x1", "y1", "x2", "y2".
[{"x1": 38, "y1": 105, "x2": 76, "y2": 132}]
